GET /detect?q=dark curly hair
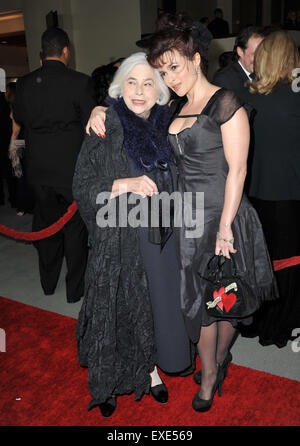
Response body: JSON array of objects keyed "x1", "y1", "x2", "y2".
[
  {"x1": 147, "y1": 12, "x2": 213, "y2": 76},
  {"x1": 41, "y1": 27, "x2": 70, "y2": 59},
  {"x1": 91, "y1": 63, "x2": 118, "y2": 106}
]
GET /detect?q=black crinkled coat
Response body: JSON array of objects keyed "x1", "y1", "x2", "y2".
[{"x1": 72, "y1": 106, "x2": 156, "y2": 408}]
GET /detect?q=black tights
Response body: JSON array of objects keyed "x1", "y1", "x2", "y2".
[{"x1": 197, "y1": 321, "x2": 235, "y2": 399}]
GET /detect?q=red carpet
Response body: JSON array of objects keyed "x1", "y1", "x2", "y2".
[{"x1": 0, "y1": 296, "x2": 299, "y2": 427}]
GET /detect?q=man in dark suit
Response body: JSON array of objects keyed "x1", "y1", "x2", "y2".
[
  {"x1": 213, "y1": 26, "x2": 265, "y2": 98},
  {"x1": 13, "y1": 27, "x2": 96, "y2": 302},
  {"x1": 213, "y1": 26, "x2": 265, "y2": 197}
]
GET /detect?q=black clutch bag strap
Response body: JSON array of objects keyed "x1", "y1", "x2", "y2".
[
  {"x1": 204, "y1": 254, "x2": 238, "y2": 281},
  {"x1": 199, "y1": 254, "x2": 260, "y2": 318}
]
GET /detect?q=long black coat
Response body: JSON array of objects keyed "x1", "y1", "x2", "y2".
[
  {"x1": 213, "y1": 61, "x2": 250, "y2": 99},
  {"x1": 72, "y1": 106, "x2": 156, "y2": 406}
]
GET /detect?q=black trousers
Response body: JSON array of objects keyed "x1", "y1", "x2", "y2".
[
  {"x1": 32, "y1": 184, "x2": 88, "y2": 302},
  {"x1": 15, "y1": 154, "x2": 35, "y2": 213},
  {"x1": 0, "y1": 151, "x2": 16, "y2": 206}
]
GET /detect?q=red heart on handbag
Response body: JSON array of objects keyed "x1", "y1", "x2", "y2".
[
  {"x1": 222, "y1": 293, "x2": 237, "y2": 312},
  {"x1": 213, "y1": 287, "x2": 225, "y2": 311}
]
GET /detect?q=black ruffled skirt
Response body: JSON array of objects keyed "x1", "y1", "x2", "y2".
[{"x1": 177, "y1": 199, "x2": 279, "y2": 344}]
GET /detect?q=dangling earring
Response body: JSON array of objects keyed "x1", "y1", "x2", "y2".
[{"x1": 194, "y1": 63, "x2": 201, "y2": 76}]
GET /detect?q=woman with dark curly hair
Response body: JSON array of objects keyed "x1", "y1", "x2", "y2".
[{"x1": 145, "y1": 14, "x2": 277, "y2": 412}]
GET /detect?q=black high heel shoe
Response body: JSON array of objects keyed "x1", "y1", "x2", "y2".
[
  {"x1": 194, "y1": 352, "x2": 232, "y2": 385},
  {"x1": 99, "y1": 396, "x2": 117, "y2": 418},
  {"x1": 150, "y1": 382, "x2": 168, "y2": 404},
  {"x1": 192, "y1": 366, "x2": 223, "y2": 412}
]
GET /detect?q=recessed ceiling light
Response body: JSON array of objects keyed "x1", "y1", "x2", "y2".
[{"x1": 1, "y1": 41, "x2": 8, "y2": 44}]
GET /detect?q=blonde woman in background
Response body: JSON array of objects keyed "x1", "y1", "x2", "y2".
[{"x1": 239, "y1": 30, "x2": 300, "y2": 348}]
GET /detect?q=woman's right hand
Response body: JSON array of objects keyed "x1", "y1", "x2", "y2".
[
  {"x1": 86, "y1": 106, "x2": 107, "y2": 137},
  {"x1": 111, "y1": 176, "x2": 158, "y2": 198}
]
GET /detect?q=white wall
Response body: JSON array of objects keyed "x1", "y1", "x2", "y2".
[
  {"x1": 69, "y1": 0, "x2": 141, "y2": 75},
  {"x1": 207, "y1": 36, "x2": 235, "y2": 81},
  {"x1": 21, "y1": 0, "x2": 73, "y2": 71},
  {"x1": 140, "y1": 0, "x2": 159, "y2": 35},
  {"x1": 217, "y1": 0, "x2": 232, "y2": 33}
]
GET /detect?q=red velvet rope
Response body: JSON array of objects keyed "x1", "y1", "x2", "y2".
[
  {"x1": 0, "y1": 201, "x2": 78, "y2": 241},
  {"x1": 272, "y1": 256, "x2": 300, "y2": 272},
  {"x1": 0, "y1": 201, "x2": 299, "y2": 271}
]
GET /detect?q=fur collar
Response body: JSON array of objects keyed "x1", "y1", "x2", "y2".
[{"x1": 109, "y1": 98, "x2": 174, "y2": 171}]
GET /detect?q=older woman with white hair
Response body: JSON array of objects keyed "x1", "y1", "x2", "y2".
[{"x1": 73, "y1": 52, "x2": 192, "y2": 418}]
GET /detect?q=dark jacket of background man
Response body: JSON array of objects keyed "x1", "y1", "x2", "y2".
[
  {"x1": 213, "y1": 26, "x2": 265, "y2": 99},
  {"x1": 13, "y1": 59, "x2": 96, "y2": 190},
  {"x1": 213, "y1": 60, "x2": 250, "y2": 98}
]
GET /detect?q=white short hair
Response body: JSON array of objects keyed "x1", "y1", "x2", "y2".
[{"x1": 108, "y1": 52, "x2": 170, "y2": 105}]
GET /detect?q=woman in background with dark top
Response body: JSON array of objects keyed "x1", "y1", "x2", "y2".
[
  {"x1": 91, "y1": 59, "x2": 123, "y2": 106},
  {"x1": 6, "y1": 82, "x2": 34, "y2": 215},
  {"x1": 283, "y1": 10, "x2": 298, "y2": 30},
  {"x1": 0, "y1": 90, "x2": 15, "y2": 208},
  {"x1": 238, "y1": 30, "x2": 300, "y2": 348},
  {"x1": 208, "y1": 8, "x2": 230, "y2": 38}
]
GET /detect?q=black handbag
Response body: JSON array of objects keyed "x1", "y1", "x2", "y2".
[{"x1": 199, "y1": 255, "x2": 260, "y2": 319}]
